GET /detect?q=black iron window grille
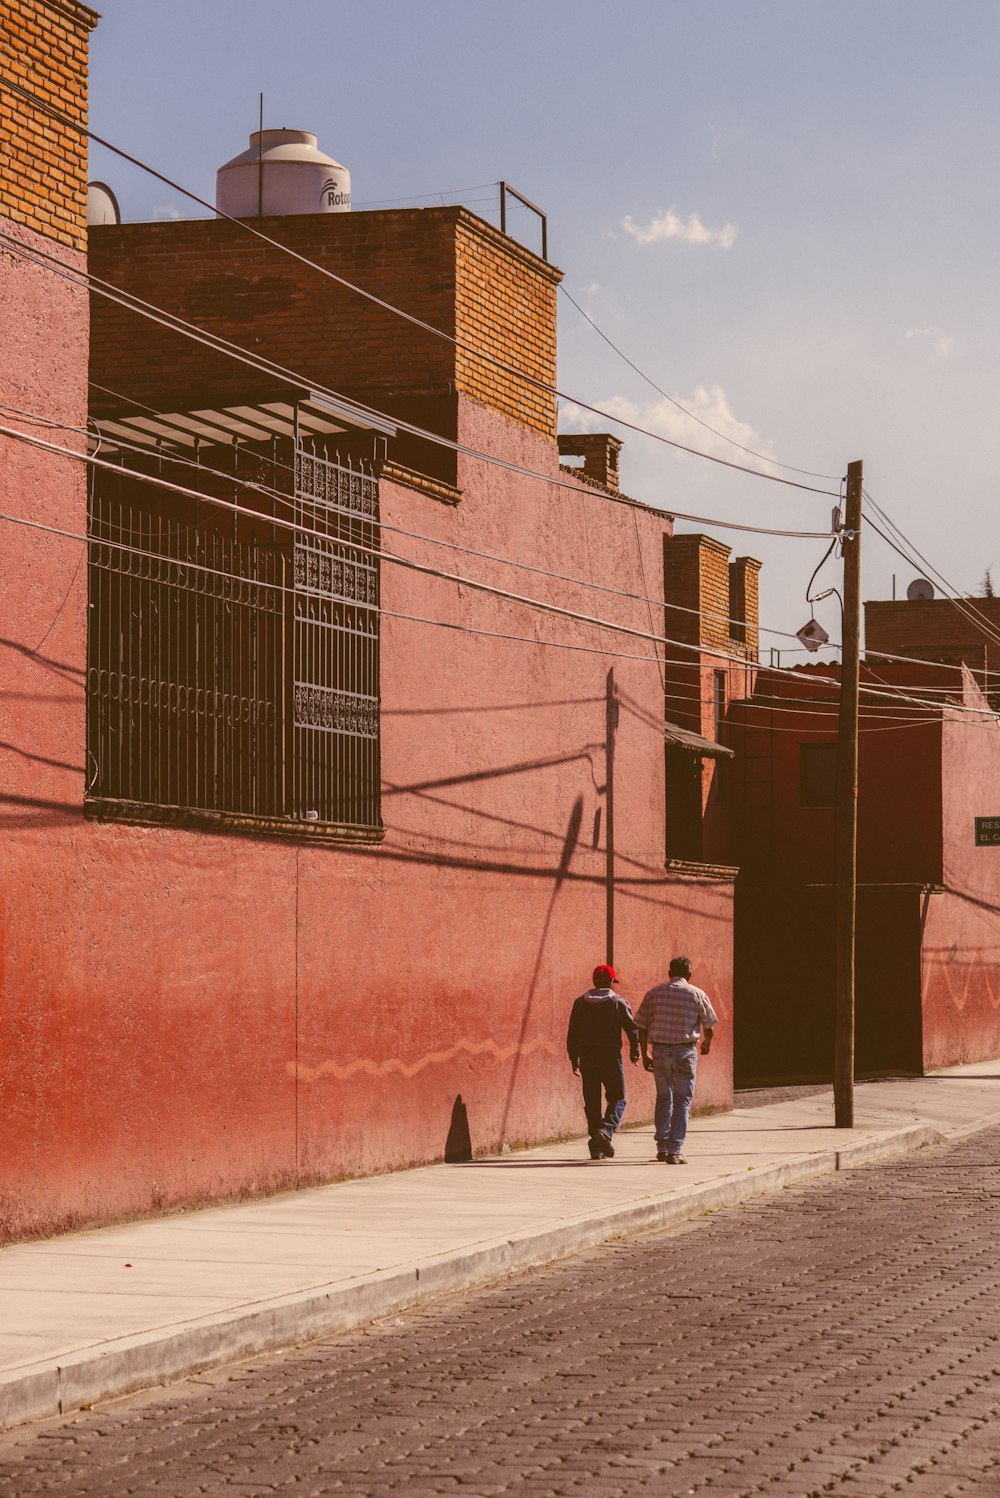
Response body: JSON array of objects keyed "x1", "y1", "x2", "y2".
[{"x1": 86, "y1": 444, "x2": 382, "y2": 837}]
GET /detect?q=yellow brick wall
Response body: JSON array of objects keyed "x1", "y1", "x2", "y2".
[
  {"x1": 0, "y1": 0, "x2": 99, "y2": 251},
  {"x1": 454, "y1": 214, "x2": 561, "y2": 439},
  {"x1": 664, "y1": 533, "x2": 736, "y2": 651}
]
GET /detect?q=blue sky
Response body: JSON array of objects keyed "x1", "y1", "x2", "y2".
[{"x1": 87, "y1": 1, "x2": 1000, "y2": 649}]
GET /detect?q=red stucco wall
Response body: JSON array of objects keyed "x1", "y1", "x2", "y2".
[
  {"x1": 728, "y1": 663, "x2": 945, "y2": 889},
  {"x1": 920, "y1": 890, "x2": 1000, "y2": 1071},
  {"x1": 920, "y1": 695, "x2": 1000, "y2": 1069},
  {"x1": 0, "y1": 381, "x2": 734, "y2": 1241},
  {"x1": 732, "y1": 662, "x2": 1000, "y2": 1083}
]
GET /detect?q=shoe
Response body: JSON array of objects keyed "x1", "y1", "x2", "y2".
[
  {"x1": 597, "y1": 1134, "x2": 615, "y2": 1158},
  {"x1": 666, "y1": 1153, "x2": 687, "y2": 1165},
  {"x1": 588, "y1": 1138, "x2": 602, "y2": 1160},
  {"x1": 656, "y1": 1150, "x2": 669, "y2": 1162}
]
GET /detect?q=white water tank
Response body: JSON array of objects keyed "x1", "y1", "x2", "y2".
[{"x1": 216, "y1": 129, "x2": 351, "y2": 218}]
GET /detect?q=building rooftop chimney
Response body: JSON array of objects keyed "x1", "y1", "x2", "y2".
[{"x1": 558, "y1": 433, "x2": 622, "y2": 494}]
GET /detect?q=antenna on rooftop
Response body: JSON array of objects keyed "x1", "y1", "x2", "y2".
[{"x1": 258, "y1": 92, "x2": 264, "y2": 218}]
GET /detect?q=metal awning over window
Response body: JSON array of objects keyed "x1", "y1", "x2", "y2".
[
  {"x1": 664, "y1": 720, "x2": 734, "y2": 759},
  {"x1": 90, "y1": 390, "x2": 397, "y2": 453}
]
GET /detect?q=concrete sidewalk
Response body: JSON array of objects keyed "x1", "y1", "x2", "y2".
[{"x1": 4, "y1": 1061, "x2": 1000, "y2": 1434}]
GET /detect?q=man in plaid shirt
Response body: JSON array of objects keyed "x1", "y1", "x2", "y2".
[{"x1": 634, "y1": 956, "x2": 718, "y2": 1164}]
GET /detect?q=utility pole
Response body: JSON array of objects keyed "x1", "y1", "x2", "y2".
[
  {"x1": 605, "y1": 667, "x2": 618, "y2": 966},
  {"x1": 834, "y1": 460, "x2": 863, "y2": 1128}
]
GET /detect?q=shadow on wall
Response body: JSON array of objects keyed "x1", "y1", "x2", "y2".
[
  {"x1": 444, "y1": 1093, "x2": 473, "y2": 1162},
  {"x1": 498, "y1": 794, "x2": 585, "y2": 1146}
]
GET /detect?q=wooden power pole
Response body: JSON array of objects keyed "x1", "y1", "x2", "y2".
[{"x1": 834, "y1": 460, "x2": 863, "y2": 1128}]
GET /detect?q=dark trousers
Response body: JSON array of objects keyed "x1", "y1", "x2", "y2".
[{"x1": 580, "y1": 1051, "x2": 626, "y2": 1141}]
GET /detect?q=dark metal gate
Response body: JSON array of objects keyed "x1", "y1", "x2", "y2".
[
  {"x1": 292, "y1": 448, "x2": 381, "y2": 830},
  {"x1": 86, "y1": 446, "x2": 381, "y2": 835}
]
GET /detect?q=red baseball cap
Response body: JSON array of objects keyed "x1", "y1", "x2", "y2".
[{"x1": 592, "y1": 964, "x2": 615, "y2": 987}]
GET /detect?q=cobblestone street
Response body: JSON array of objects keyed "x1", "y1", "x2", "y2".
[{"x1": 3, "y1": 1126, "x2": 1000, "y2": 1497}]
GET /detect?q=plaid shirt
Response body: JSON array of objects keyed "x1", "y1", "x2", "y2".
[{"x1": 634, "y1": 978, "x2": 719, "y2": 1046}]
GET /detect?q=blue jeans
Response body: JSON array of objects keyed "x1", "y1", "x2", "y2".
[
  {"x1": 580, "y1": 1052, "x2": 626, "y2": 1141},
  {"x1": 652, "y1": 1044, "x2": 698, "y2": 1154}
]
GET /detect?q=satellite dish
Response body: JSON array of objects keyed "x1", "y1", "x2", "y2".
[
  {"x1": 87, "y1": 181, "x2": 121, "y2": 226},
  {"x1": 906, "y1": 578, "x2": 935, "y2": 601}
]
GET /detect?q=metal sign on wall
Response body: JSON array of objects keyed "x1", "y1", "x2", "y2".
[{"x1": 975, "y1": 818, "x2": 1000, "y2": 846}]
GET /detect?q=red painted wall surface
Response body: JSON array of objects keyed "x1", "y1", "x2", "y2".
[
  {"x1": 729, "y1": 663, "x2": 945, "y2": 888},
  {"x1": 0, "y1": 384, "x2": 734, "y2": 1241},
  {"x1": 732, "y1": 663, "x2": 1000, "y2": 1082},
  {"x1": 919, "y1": 692, "x2": 1000, "y2": 1069}
]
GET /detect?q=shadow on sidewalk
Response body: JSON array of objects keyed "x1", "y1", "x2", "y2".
[{"x1": 449, "y1": 1158, "x2": 664, "y2": 1169}]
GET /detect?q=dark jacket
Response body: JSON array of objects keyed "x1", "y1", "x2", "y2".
[{"x1": 566, "y1": 988, "x2": 640, "y2": 1066}]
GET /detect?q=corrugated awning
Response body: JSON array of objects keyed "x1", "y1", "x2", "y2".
[
  {"x1": 664, "y1": 720, "x2": 734, "y2": 759},
  {"x1": 90, "y1": 391, "x2": 397, "y2": 454}
]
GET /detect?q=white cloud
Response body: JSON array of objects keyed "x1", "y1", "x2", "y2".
[
  {"x1": 904, "y1": 326, "x2": 956, "y2": 358},
  {"x1": 153, "y1": 202, "x2": 183, "y2": 222},
  {"x1": 621, "y1": 208, "x2": 738, "y2": 251},
  {"x1": 560, "y1": 385, "x2": 773, "y2": 468}
]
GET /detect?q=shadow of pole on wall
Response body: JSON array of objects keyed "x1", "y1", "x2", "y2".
[{"x1": 498, "y1": 794, "x2": 584, "y2": 1148}]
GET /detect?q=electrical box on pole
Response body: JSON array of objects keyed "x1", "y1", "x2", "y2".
[{"x1": 834, "y1": 460, "x2": 863, "y2": 1128}]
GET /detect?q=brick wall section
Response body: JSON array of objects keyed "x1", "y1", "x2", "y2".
[
  {"x1": 89, "y1": 207, "x2": 561, "y2": 438},
  {"x1": 663, "y1": 533, "x2": 733, "y2": 650},
  {"x1": 730, "y1": 556, "x2": 761, "y2": 660},
  {"x1": 0, "y1": 0, "x2": 99, "y2": 251},
  {"x1": 866, "y1": 598, "x2": 1000, "y2": 657},
  {"x1": 662, "y1": 534, "x2": 760, "y2": 750},
  {"x1": 866, "y1": 597, "x2": 1000, "y2": 704},
  {"x1": 557, "y1": 434, "x2": 622, "y2": 493},
  {"x1": 454, "y1": 215, "x2": 561, "y2": 437}
]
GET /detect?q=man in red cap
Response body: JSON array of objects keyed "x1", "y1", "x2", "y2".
[{"x1": 566, "y1": 965, "x2": 641, "y2": 1158}]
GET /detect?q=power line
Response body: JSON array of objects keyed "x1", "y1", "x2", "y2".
[
  {"x1": 0, "y1": 396, "x2": 817, "y2": 647},
  {"x1": 1, "y1": 74, "x2": 840, "y2": 501},
  {"x1": 3, "y1": 88, "x2": 985, "y2": 709},
  {"x1": 0, "y1": 227, "x2": 835, "y2": 546},
  {"x1": 559, "y1": 283, "x2": 841, "y2": 483},
  {"x1": 0, "y1": 496, "x2": 981, "y2": 736},
  {"x1": 18, "y1": 401, "x2": 989, "y2": 709},
  {"x1": 352, "y1": 182, "x2": 497, "y2": 207},
  {"x1": 864, "y1": 491, "x2": 1000, "y2": 652},
  {"x1": 16, "y1": 417, "x2": 975, "y2": 715},
  {"x1": 6, "y1": 418, "x2": 998, "y2": 725},
  {"x1": 865, "y1": 645, "x2": 1000, "y2": 681},
  {"x1": 0, "y1": 419, "x2": 782, "y2": 671}
]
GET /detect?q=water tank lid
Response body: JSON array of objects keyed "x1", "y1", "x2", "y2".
[{"x1": 218, "y1": 128, "x2": 347, "y2": 173}]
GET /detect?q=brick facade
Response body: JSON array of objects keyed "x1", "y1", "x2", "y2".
[
  {"x1": 865, "y1": 597, "x2": 1000, "y2": 705},
  {"x1": 89, "y1": 207, "x2": 561, "y2": 458},
  {"x1": 0, "y1": 0, "x2": 98, "y2": 251},
  {"x1": 454, "y1": 215, "x2": 560, "y2": 436},
  {"x1": 661, "y1": 535, "x2": 760, "y2": 862},
  {"x1": 729, "y1": 556, "x2": 761, "y2": 661},
  {"x1": 663, "y1": 533, "x2": 759, "y2": 655},
  {"x1": 557, "y1": 433, "x2": 623, "y2": 493}
]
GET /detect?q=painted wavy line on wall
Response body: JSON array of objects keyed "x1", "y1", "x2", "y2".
[
  {"x1": 291, "y1": 1034, "x2": 560, "y2": 1083},
  {"x1": 924, "y1": 952, "x2": 1000, "y2": 1014}
]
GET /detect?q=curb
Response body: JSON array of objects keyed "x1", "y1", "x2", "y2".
[{"x1": 0, "y1": 1118, "x2": 969, "y2": 1434}]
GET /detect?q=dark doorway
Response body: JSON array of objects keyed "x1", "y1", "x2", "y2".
[{"x1": 665, "y1": 747, "x2": 703, "y2": 861}]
